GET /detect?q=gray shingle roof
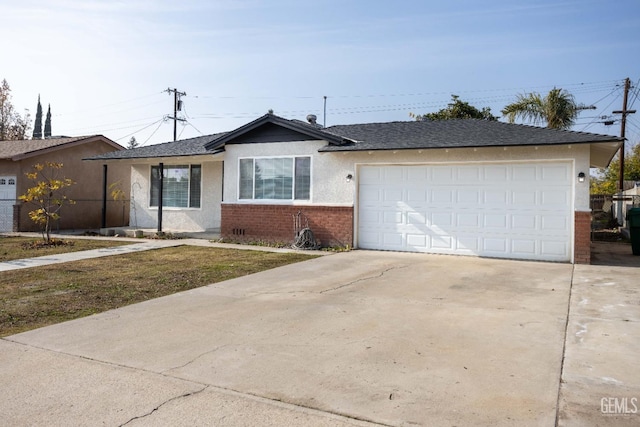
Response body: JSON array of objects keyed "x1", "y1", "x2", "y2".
[
  {"x1": 319, "y1": 119, "x2": 623, "y2": 152},
  {"x1": 84, "y1": 116, "x2": 623, "y2": 161},
  {"x1": 85, "y1": 133, "x2": 227, "y2": 160}
]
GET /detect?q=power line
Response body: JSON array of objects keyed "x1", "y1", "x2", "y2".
[
  {"x1": 114, "y1": 118, "x2": 165, "y2": 142},
  {"x1": 140, "y1": 118, "x2": 167, "y2": 146},
  {"x1": 54, "y1": 92, "x2": 165, "y2": 117}
]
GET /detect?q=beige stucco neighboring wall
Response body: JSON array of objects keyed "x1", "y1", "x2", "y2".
[
  {"x1": 223, "y1": 140, "x2": 592, "y2": 211},
  {"x1": 129, "y1": 159, "x2": 222, "y2": 231}
]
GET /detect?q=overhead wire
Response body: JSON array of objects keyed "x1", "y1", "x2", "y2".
[
  {"x1": 140, "y1": 118, "x2": 167, "y2": 146},
  {"x1": 46, "y1": 78, "x2": 633, "y2": 145},
  {"x1": 114, "y1": 117, "x2": 165, "y2": 142}
]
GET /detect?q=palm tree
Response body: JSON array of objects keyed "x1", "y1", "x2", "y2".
[{"x1": 501, "y1": 88, "x2": 592, "y2": 130}]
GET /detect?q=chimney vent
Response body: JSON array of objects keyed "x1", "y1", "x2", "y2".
[{"x1": 306, "y1": 114, "x2": 317, "y2": 125}]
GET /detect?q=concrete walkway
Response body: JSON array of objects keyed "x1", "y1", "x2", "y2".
[
  {"x1": 0, "y1": 233, "x2": 318, "y2": 272},
  {"x1": 1, "y1": 239, "x2": 638, "y2": 425}
]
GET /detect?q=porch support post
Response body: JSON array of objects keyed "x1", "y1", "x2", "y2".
[
  {"x1": 157, "y1": 162, "x2": 163, "y2": 233},
  {"x1": 101, "y1": 164, "x2": 107, "y2": 229}
]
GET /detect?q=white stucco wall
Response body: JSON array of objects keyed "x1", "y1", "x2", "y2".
[
  {"x1": 129, "y1": 159, "x2": 222, "y2": 231},
  {"x1": 224, "y1": 141, "x2": 592, "y2": 211}
]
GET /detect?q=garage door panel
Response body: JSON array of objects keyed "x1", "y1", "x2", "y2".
[
  {"x1": 483, "y1": 238, "x2": 508, "y2": 254},
  {"x1": 358, "y1": 163, "x2": 572, "y2": 261},
  {"x1": 407, "y1": 189, "x2": 427, "y2": 202},
  {"x1": 541, "y1": 215, "x2": 568, "y2": 231},
  {"x1": 512, "y1": 190, "x2": 537, "y2": 206},
  {"x1": 484, "y1": 189, "x2": 508, "y2": 204},
  {"x1": 0, "y1": 176, "x2": 16, "y2": 233},
  {"x1": 513, "y1": 166, "x2": 538, "y2": 181},
  {"x1": 541, "y1": 190, "x2": 570, "y2": 206},
  {"x1": 406, "y1": 233, "x2": 427, "y2": 248},
  {"x1": 456, "y1": 236, "x2": 480, "y2": 252},
  {"x1": 407, "y1": 167, "x2": 428, "y2": 181},
  {"x1": 360, "y1": 167, "x2": 382, "y2": 184},
  {"x1": 431, "y1": 189, "x2": 454, "y2": 204},
  {"x1": 512, "y1": 239, "x2": 537, "y2": 256},
  {"x1": 457, "y1": 213, "x2": 480, "y2": 227},
  {"x1": 484, "y1": 213, "x2": 508, "y2": 228},
  {"x1": 359, "y1": 186, "x2": 382, "y2": 204},
  {"x1": 431, "y1": 235, "x2": 453, "y2": 249},
  {"x1": 483, "y1": 166, "x2": 508, "y2": 181},
  {"x1": 542, "y1": 165, "x2": 571, "y2": 182},
  {"x1": 383, "y1": 167, "x2": 404, "y2": 183},
  {"x1": 383, "y1": 211, "x2": 403, "y2": 225},
  {"x1": 407, "y1": 211, "x2": 427, "y2": 225},
  {"x1": 382, "y1": 232, "x2": 403, "y2": 248},
  {"x1": 457, "y1": 189, "x2": 480, "y2": 204},
  {"x1": 431, "y1": 166, "x2": 453, "y2": 181},
  {"x1": 430, "y1": 212, "x2": 453, "y2": 227},
  {"x1": 511, "y1": 214, "x2": 536, "y2": 230},
  {"x1": 541, "y1": 241, "x2": 569, "y2": 257},
  {"x1": 383, "y1": 189, "x2": 403, "y2": 202},
  {"x1": 457, "y1": 166, "x2": 481, "y2": 182}
]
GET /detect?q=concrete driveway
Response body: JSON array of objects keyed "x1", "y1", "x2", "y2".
[{"x1": 1, "y1": 248, "x2": 638, "y2": 426}]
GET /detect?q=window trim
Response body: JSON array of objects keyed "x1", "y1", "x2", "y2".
[
  {"x1": 237, "y1": 155, "x2": 312, "y2": 202},
  {"x1": 149, "y1": 164, "x2": 202, "y2": 209}
]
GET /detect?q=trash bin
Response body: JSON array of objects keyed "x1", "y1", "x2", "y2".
[{"x1": 627, "y1": 207, "x2": 640, "y2": 256}]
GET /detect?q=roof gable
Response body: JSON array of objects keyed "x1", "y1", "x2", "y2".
[
  {"x1": 203, "y1": 114, "x2": 352, "y2": 151},
  {"x1": 0, "y1": 135, "x2": 123, "y2": 161}
]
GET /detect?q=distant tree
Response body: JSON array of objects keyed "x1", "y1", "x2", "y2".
[
  {"x1": 591, "y1": 143, "x2": 640, "y2": 194},
  {"x1": 44, "y1": 104, "x2": 52, "y2": 137},
  {"x1": 0, "y1": 79, "x2": 31, "y2": 140},
  {"x1": 19, "y1": 162, "x2": 76, "y2": 244},
  {"x1": 32, "y1": 95, "x2": 43, "y2": 139},
  {"x1": 411, "y1": 95, "x2": 498, "y2": 121},
  {"x1": 501, "y1": 88, "x2": 592, "y2": 130},
  {"x1": 127, "y1": 136, "x2": 139, "y2": 149}
]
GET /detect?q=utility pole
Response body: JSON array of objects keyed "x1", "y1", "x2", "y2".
[
  {"x1": 166, "y1": 88, "x2": 186, "y2": 141},
  {"x1": 613, "y1": 78, "x2": 636, "y2": 191}
]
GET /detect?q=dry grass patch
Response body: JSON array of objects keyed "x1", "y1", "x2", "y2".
[
  {"x1": 0, "y1": 236, "x2": 132, "y2": 262},
  {"x1": 0, "y1": 246, "x2": 317, "y2": 337}
]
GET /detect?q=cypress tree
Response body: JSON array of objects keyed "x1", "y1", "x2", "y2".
[
  {"x1": 32, "y1": 95, "x2": 43, "y2": 139},
  {"x1": 44, "y1": 104, "x2": 52, "y2": 137}
]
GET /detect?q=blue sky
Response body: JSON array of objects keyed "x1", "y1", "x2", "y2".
[{"x1": 2, "y1": 0, "x2": 639, "y2": 146}]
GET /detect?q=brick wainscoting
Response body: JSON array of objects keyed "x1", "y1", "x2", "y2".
[
  {"x1": 574, "y1": 210, "x2": 591, "y2": 264},
  {"x1": 221, "y1": 204, "x2": 354, "y2": 248}
]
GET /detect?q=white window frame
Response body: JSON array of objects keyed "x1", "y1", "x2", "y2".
[
  {"x1": 149, "y1": 164, "x2": 202, "y2": 209},
  {"x1": 237, "y1": 155, "x2": 312, "y2": 202}
]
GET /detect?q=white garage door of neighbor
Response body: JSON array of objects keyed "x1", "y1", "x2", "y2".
[
  {"x1": 0, "y1": 176, "x2": 17, "y2": 232},
  {"x1": 358, "y1": 163, "x2": 573, "y2": 262}
]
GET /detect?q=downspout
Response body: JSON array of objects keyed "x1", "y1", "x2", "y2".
[
  {"x1": 157, "y1": 162, "x2": 163, "y2": 233},
  {"x1": 101, "y1": 164, "x2": 107, "y2": 229}
]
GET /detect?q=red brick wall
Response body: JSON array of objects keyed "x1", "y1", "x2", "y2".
[
  {"x1": 574, "y1": 211, "x2": 591, "y2": 264},
  {"x1": 221, "y1": 204, "x2": 353, "y2": 248}
]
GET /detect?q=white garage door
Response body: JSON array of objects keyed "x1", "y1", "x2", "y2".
[
  {"x1": 0, "y1": 176, "x2": 17, "y2": 232},
  {"x1": 358, "y1": 163, "x2": 572, "y2": 262}
]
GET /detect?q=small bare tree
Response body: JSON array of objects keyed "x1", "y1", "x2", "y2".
[{"x1": 19, "y1": 162, "x2": 76, "y2": 244}]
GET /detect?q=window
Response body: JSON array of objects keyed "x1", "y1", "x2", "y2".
[
  {"x1": 239, "y1": 156, "x2": 311, "y2": 201},
  {"x1": 150, "y1": 165, "x2": 201, "y2": 208},
  {"x1": 8, "y1": 179, "x2": 14, "y2": 185},
  {"x1": 0, "y1": 179, "x2": 5, "y2": 185}
]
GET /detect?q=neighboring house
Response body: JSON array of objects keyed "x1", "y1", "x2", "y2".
[
  {"x1": 88, "y1": 114, "x2": 622, "y2": 264},
  {"x1": 0, "y1": 135, "x2": 129, "y2": 233},
  {"x1": 614, "y1": 181, "x2": 640, "y2": 231}
]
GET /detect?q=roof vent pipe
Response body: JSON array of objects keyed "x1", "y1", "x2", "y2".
[{"x1": 306, "y1": 114, "x2": 317, "y2": 125}]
